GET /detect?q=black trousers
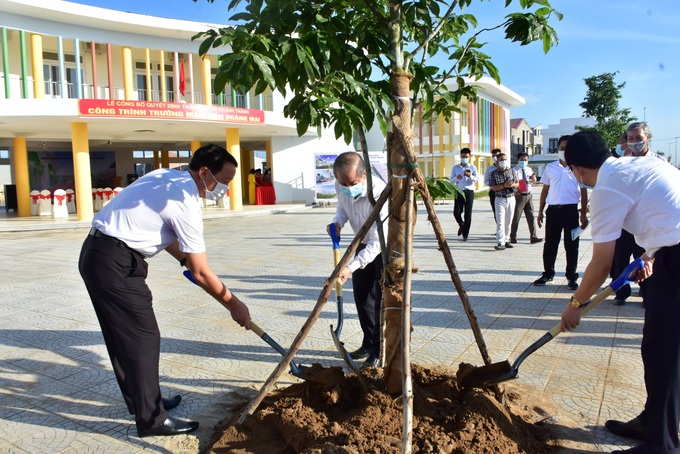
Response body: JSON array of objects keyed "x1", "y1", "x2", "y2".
[
  {"x1": 352, "y1": 244, "x2": 383, "y2": 358},
  {"x1": 454, "y1": 189, "x2": 475, "y2": 238},
  {"x1": 542, "y1": 204, "x2": 579, "y2": 281},
  {"x1": 489, "y1": 189, "x2": 496, "y2": 222},
  {"x1": 78, "y1": 234, "x2": 166, "y2": 430},
  {"x1": 641, "y1": 242, "x2": 680, "y2": 452},
  {"x1": 611, "y1": 229, "x2": 646, "y2": 300},
  {"x1": 510, "y1": 193, "x2": 537, "y2": 240}
]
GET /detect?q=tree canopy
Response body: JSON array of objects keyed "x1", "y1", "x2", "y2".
[{"x1": 578, "y1": 71, "x2": 636, "y2": 148}]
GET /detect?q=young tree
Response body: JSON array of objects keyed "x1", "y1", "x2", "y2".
[
  {"x1": 194, "y1": 0, "x2": 561, "y2": 396},
  {"x1": 578, "y1": 71, "x2": 637, "y2": 148}
]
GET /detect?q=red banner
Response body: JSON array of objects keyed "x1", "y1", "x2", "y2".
[{"x1": 79, "y1": 99, "x2": 265, "y2": 124}]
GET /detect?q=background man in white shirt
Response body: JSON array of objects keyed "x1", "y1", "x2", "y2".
[
  {"x1": 328, "y1": 152, "x2": 387, "y2": 369},
  {"x1": 560, "y1": 130, "x2": 680, "y2": 454},
  {"x1": 510, "y1": 152, "x2": 542, "y2": 244},
  {"x1": 534, "y1": 135, "x2": 589, "y2": 290},
  {"x1": 450, "y1": 147, "x2": 479, "y2": 241},
  {"x1": 79, "y1": 144, "x2": 250, "y2": 438},
  {"x1": 610, "y1": 122, "x2": 667, "y2": 306}
]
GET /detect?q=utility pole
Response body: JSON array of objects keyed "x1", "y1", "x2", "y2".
[{"x1": 643, "y1": 107, "x2": 646, "y2": 122}]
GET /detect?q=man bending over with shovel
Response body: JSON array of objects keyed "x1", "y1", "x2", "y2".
[
  {"x1": 79, "y1": 144, "x2": 251, "y2": 438},
  {"x1": 327, "y1": 152, "x2": 387, "y2": 370},
  {"x1": 559, "y1": 131, "x2": 680, "y2": 454}
]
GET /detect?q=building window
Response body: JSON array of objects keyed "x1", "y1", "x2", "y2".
[{"x1": 548, "y1": 138, "x2": 559, "y2": 154}]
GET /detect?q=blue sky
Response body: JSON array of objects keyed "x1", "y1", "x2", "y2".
[{"x1": 70, "y1": 0, "x2": 680, "y2": 163}]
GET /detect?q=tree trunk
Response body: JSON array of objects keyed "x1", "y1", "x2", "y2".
[{"x1": 383, "y1": 71, "x2": 416, "y2": 394}]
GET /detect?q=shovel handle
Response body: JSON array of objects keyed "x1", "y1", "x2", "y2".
[
  {"x1": 329, "y1": 225, "x2": 343, "y2": 296},
  {"x1": 546, "y1": 257, "x2": 644, "y2": 339}
]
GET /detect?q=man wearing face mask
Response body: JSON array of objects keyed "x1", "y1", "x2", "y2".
[
  {"x1": 610, "y1": 123, "x2": 667, "y2": 306},
  {"x1": 328, "y1": 152, "x2": 387, "y2": 369},
  {"x1": 559, "y1": 131, "x2": 680, "y2": 454},
  {"x1": 510, "y1": 152, "x2": 542, "y2": 244},
  {"x1": 79, "y1": 144, "x2": 251, "y2": 438},
  {"x1": 484, "y1": 148, "x2": 502, "y2": 222},
  {"x1": 450, "y1": 148, "x2": 479, "y2": 241},
  {"x1": 489, "y1": 152, "x2": 518, "y2": 250},
  {"x1": 533, "y1": 135, "x2": 589, "y2": 290}
]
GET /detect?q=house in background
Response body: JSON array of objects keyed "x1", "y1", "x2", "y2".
[
  {"x1": 509, "y1": 118, "x2": 542, "y2": 163},
  {"x1": 531, "y1": 116, "x2": 597, "y2": 178}
]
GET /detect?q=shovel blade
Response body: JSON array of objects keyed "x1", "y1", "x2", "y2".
[
  {"x1": 457, "y1": 360, "x2": 514, "y2": 389},
  {"x1": 331, "y1": 325, "x2": 363, "y2": 376}
]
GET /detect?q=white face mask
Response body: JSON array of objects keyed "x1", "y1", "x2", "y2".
[
  {"x1": 558, "y1": 151, "x2": 565, "y2": 162},
  {"x1": 203, "y1": 170, "x2": 229, "y2": 200},
  {"x1": 628, "y1": 140, "x2": 647, "y2": 154},
  {"x1": 497, "y1": 160, "x2": 508, "y2": 169}
]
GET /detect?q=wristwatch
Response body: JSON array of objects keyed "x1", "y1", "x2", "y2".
[{"x1": 570, "y1": 296, "x2": 588, "y2": 308}]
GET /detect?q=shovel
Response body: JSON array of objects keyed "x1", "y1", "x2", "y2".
[
  {"x1": 458, "y1": 258, "x2": 644, "y2": 389},
  {"x1": 182, "y1": 270, "x2": 325, "y2": 383},
  {"x1": 328, "y1": 226, "x2": 363, "y2": 376}
]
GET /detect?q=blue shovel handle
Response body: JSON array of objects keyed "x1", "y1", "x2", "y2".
[
  {"x1": 610, "y1": 257, "x2": 644, "y2": 293},
  {"x1": 329, "y1": 224, "x2": 341, "y2": 250}
]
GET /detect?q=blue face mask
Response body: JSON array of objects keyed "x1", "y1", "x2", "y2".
[
  {"x1": 339, "y1": 182, "x2": 365, "y2": 199},
  {"x1": 461, "y1": 158, "x2": 469, "y2": 165},
  {"x1": 518, "y1": 161, "x2": 527, "y2": 168}
]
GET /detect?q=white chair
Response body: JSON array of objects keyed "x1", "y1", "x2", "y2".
[
  {"x1": 94, "y1": 188, "x2": 104, "y2": 211},
  {"x1": 52, "y1": 189, "x2": 68, "y2": 219},
  {"x1": 112, "y1": 187, "x2": 123, "y2": 198},
  {"x1": 92, "y1": 188, "x2": 99, "y2": 212},
  {"x1": 102, "y1": 187, "x2": 113, "y2": 207},
  {"x1": 38, "y1": 189, "x2": 51, "y2": 217},
  {"x1": 30, "y1": 190, "x2": 40, "y2": 216},
  {"x1": 65, "y1": 189, "x2": 76, "y2": 213}
]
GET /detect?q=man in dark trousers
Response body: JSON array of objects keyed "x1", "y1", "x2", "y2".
[
  {"x1": 79, "y1": 144, "x2": 251, "y2": 437},
  {"x1": 328, "y1": 152, "x2": 387, "y2": 370},
  {"x1": 533, "y1": 135, "x2": 589, "y2": 290},
  {"x1": 560, "y1": 131, "x2": 680, "y2": 454},
  {"x1": 510, "y1": 152, "x2": 542, "y2": 244},
  {"x1": 450, "y1": 147, "x2": 479, "y2": 241}
]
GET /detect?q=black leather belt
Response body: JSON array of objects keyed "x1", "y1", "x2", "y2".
[
  {"x1": 496, "y1": 193, "x2": 515, "y2": 198},
  {"x1": 89, "y1": 227, "x2": 144, "y2": 258}
]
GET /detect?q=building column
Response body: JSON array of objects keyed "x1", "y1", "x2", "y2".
[
  {"x1": 121, "y1": 46, "x2": 134, "y2": 100},
  {"x1": 71, "y1": 122, "x2": 94, "y2": 221},
  {"x1": 202, "y1": 57, "x2": 212, "y2": 105},
  {"x1": 12, "y1": 137, "x2": 31, "y2": 217},
  {"x1": 159, "y1": 50, "x2": 166, "y2": 102},
  {"x1": 191, "y1": 140, "x2": 201, "y2": 153},
  {"x1": 226, "y1": 128, "x2": 242, "y2": 211},
  {"x1": 153, "y1": 150, "x2": 160, "y2": 169},
  {"x1": 30, "y1": 34, "x2": 45, "y2": 98},
  {"x1": 161, "y1": 148, "x2": 169, "y2": 168}
]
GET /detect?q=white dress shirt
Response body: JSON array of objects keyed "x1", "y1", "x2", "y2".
[
  {"x1": 512, "y1": 164, "x2": 534, "y2": 194},
  {"x1": 590, "y1": 157, "x2": 680, "y2": 257},
  {"x1": 92, "y1": 169, "x2": 206, "y2": 257},
  {"x1": 450, "y1": 163, "x2": 479, "y2": 190},
  {"x1": 332, "y1": 177, "x2": 388, "y2": 272}
]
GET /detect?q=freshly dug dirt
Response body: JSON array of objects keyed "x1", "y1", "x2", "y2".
[{"x1": 206, "y1": 364, "x2": 564, "y2": 453}]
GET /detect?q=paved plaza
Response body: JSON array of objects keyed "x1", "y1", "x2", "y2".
[{"x1": 0, "y1": 196, "x2": 646, "y2": 453}]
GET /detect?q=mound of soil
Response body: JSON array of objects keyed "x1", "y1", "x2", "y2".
[{"x1": 206, "y1": 364, "x2": 562, "y2": 453}]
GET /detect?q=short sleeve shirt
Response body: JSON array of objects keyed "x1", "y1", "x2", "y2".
[
  {"x1": 92, "y1": 168, "x2": 206, "y2": 257},
  {"x1": 541, "y1": 160, "x2": 581, "y2": 205},
  {"x1": 590, "y1": 157, "x2": 680, "y2": 257},
  {"x1": 489, "y1": 167, "x2": 516, "y2": 197}
]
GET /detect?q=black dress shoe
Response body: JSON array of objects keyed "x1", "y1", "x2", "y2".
[
  {"x1": 137, "y1": 416, "x2": 199, "y2": 437},
  {"x1": 130, "y1": 395, "x2": 182, "y2": 415},
  {"x1": 360, "y1": 356, "x2": 380, "y2": 370},
  {"x1": 349, "y1": 346, "x2": 371, "y2": 360},
  {"x1": 163, "y1": 395, "x2": 182, "y2": 411},
  {"x1": 605, "y1": 417, "x2": 644, "y2": 440}
]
